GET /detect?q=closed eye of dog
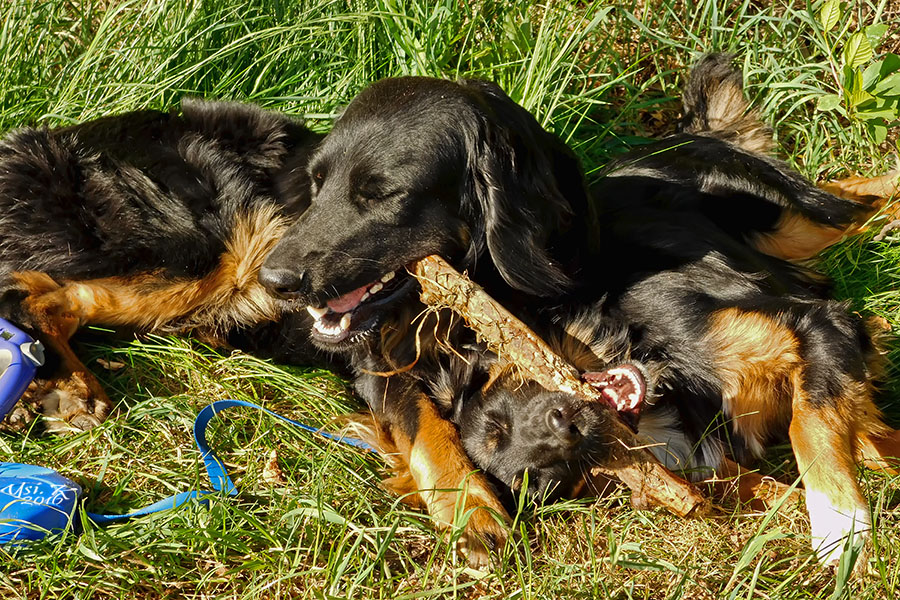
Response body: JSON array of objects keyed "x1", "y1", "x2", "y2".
[
  {"x1": 352, "y1": 174, "x2": 395, "y2": 204},
  {"x1": 311, "y1": 166, "x2": 327, "y2": 188},
  {"x1": 485, "y1": 418, "x2": 508, "y2": 440},
  {"x1": 357, "y1": 186, "x2": 392, "y2": 205}
]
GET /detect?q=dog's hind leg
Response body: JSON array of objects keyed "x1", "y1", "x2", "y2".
[
  {"x1": 705, "y1": 306, "x2": 875, "y2": 567},
  {"x1": 820, "y1": 168, "x2": 900, "y2": 242},
  {"x1": 750, "y1": 171, "x2": 898, "y2": 261},
  {"x1": 788, "y1": 384, "x2": 873, "y2": 566}
]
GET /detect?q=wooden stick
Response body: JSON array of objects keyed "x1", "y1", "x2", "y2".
[{"x1": 413, "y1": 254, "x2": 709, "y2": 517}]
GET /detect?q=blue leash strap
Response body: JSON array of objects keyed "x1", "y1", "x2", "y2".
[
  {"x1": 85, "y1": 399, "x2": 375, "y2": 523},
  {"x1": 86, "y1": 491, "x2": 209, "y2": 524}
]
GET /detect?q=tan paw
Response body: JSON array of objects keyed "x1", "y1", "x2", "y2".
[
  {"x1": 0, "y1": 380, "x2": 45, "y2": 432},
  {"x1": 0, "y1": 403, "x2": 39, "y2": 432},
  {"x1": 453, "y1": 506, "x2": 509, "y2": 569},
  {"x1": 38, "y1": 375, "x2": 111, "y2": 432}
]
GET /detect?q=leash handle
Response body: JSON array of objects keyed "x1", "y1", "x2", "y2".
[
  {"x1": 85, "y1": 399, "x2": 374, "y2": 523},
  {"x1": 0, "y1": 319, "x2": 44, "y2": 420}
]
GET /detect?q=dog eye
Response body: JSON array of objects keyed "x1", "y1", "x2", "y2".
[
  {"x1": 357, "y1": 189, "x2": 384, "y2": 203},
  {"x1": 486, "y1": 417, "x2": 509, "y2": 436},
  {"x1": 311, "y1": 169, "x2": 326, "y2": 185}
]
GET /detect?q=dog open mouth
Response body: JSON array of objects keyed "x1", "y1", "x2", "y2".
[
  {"x1": 305, "y1": 270, "x2": 415, "y2": 344},
  {"x1": 582, "y1": 364, "x2": 647, "y2": 431}
]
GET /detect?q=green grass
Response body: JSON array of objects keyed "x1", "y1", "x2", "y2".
[{"x1": 1, "y1": 0, "x2": 899, "y2": 598}]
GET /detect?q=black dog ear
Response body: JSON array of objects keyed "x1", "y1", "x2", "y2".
[
  {"x1": 459, "y1": 80, "x2": 589, "y2": 297},
  {"x1": 427, "y1": 344, "x2": 495, "y2": 425}
]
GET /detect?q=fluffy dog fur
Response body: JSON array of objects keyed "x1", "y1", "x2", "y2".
[
  {"x1": 260, "y1": 54, "x2": 899, "y2": 566},
  {"x1": 0, "y1": 99, "x2": 328, "y2": 430}
]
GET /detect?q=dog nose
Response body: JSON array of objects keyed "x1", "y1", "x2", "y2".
[
  {"x1": 258, "y1": 266, "x2": 308, "y2": 297},
  {"x1": 546, "y1": 407, "x2": 582, "y2": 446}
]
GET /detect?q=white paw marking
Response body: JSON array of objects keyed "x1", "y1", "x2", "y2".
[{"x1": 805, "y1": 489, "x2": 870, "y2": 565}]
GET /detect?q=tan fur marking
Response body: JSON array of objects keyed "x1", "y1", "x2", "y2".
[
  {"x1": 856, "y1": 427, "x2": 900, "y2": 473},
  {"x1": 343, "y1": 397, "x2": 508, "y2": 532},
  {"x1": 704, "y1": 308, "x2": 800, "y2": 456},
  {"x1": 790, "y1": 395, "x2": 858, "y2": 486},
  {"x1": 752, "y1": 211, "x2": 850, "y2": 261},
  {"x1": 342, "y1": 398, "x2": 509, "y2": 566},
  {"x1": 401, "y1": 395, "x2": 506, "y2": 525},
  {"x1": 788, "y1": 384, "x2": 871, "y2": 564},
  {"x1": 10, "y1": 205, "x2": 289, "y2": 428},
  {"x1": 753, "y1": 172, "x2": 900, "y2": 261},
  {"x1": 820, "y1": 171, "x2": 900, "y2": 203},
  {"x1": 558, "y1": 323, "x2": 609, "y2": 372},
  {"x1": 337, "y1": 412, "x2": 426, "y2": 508},
  {"x1": 16, "y1": 205, "x2": 289, "y2": 342},
  {"x1": 704, "y1": 82, "x2": 773, "y2": 154},
  {"x1": 389, "y1": 393, "x2": 508, "y2": 564}
]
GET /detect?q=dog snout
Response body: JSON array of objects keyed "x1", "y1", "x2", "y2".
[
  {"x1": 546, "y1": 407, "x2": 582, "y2": 446},
  {"x1": 258, "y1": 265, "x2": 309, "y2": 298}
]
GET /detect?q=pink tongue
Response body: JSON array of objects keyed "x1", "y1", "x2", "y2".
[{"x1": 326, "y1": 283, "x2": 371, "y2": 313}]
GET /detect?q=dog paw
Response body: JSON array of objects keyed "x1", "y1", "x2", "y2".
[
  {"x1": 37, "y1": 376, "x2": 111, "y2": 432},
  {"x1": 0, "y1": 403, "x2": 39, "y2": 432},
  {"x1": 453, "y1": 508, "x2": 508, "y2": 569},
  {"x1": 745, "y1": 476, "x2": 805, "y2": 513},
  {"x1": 0, "y1": 380, "x2": 44, "y2": 432},
  {"x1": 806, "y1": 490, "x2": 870, "y2": 566}
]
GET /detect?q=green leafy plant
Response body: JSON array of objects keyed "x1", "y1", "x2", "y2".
[{"x1": 814, "y1": 0, "x2": 900, "y2": 145}]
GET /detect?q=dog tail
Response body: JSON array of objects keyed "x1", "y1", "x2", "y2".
[{"x1": 679, "y1": 53, "x2": 774, "y2": 154}]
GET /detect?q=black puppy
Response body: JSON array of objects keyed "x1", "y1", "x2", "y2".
[
  {"x1": 259, "y1": 54, "x2": 892, "y2": 565},
  {"x1": 0, "y1": 99, "x2": 327, "y2": 430}
]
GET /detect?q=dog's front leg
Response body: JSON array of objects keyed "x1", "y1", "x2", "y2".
[{"x1": 373, "y1": 375, "x2": 510, "y2": 567}]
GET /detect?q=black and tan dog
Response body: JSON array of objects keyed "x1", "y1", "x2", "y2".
[
  {"x1": 261, "y1": 54, "x2": 899, "y2": 566},
  {"x1": 0, "y1": 99, "x2": 327, "y2": 430}
]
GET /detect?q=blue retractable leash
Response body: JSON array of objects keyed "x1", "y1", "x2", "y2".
[{"x1": 0, "y1": 318, "x2": 374, "y2": 544}]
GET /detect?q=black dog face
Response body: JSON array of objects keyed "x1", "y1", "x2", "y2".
[
  {"x1": 426, "y1": 310, "x2": 655, "y2": 500},
  {"x1": 458, "y1": 382, "x2": 606, "y2": 499},
  {"x1": 454, "y1": 365, "x2": 648, "y2": 499},
  {"x1": 259, "y1": 76, "x2": 587, "y2": 348}
]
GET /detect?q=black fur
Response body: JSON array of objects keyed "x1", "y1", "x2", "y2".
[
  {"x1": 0, "y1": 99, "x2": 319, "y2": 282},
  {"x1": 0, "y1": 99, "x2": 334, "y2": 426},
  {"x1": 259, "y1": 59, "x2": 872, "y2": 451}
]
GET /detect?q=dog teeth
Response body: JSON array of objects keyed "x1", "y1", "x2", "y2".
[
  {"x1": 307, "y1": 306, "x2": 328, "y2": 320},
  {"x1": 380, "y1": 272, "x2": 395, "y2": 283},
  {"x1": 369, "y1": 282, "x2": 383, "y2": 295},
  {"x1": 627, "y1": 392, "x2": 640, "y2": 409},
  {"x1": 311, "y1": 310, "x2": 353, "y2": 337},
  {"x1": 360, "y1": 292, "x2": 370, "y2": 302}
]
